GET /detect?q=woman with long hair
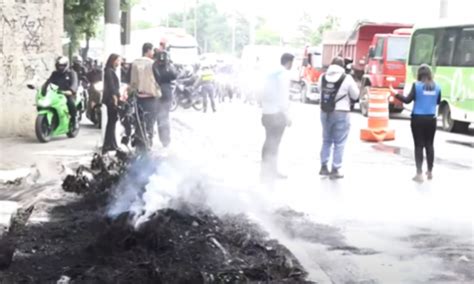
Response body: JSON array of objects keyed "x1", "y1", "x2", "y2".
[
  {"x1": 102, "y1": 53, "x2": 122, "y2": 153},
  {"x1": 396, "y1": 64, "x2": 441, "y2": 182}
]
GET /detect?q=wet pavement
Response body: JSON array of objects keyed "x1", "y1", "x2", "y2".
[{"x1": 1, "y1": 101, "x2": 473, "y2": 283}]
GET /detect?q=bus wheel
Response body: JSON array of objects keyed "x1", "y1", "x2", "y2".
[{"x1": 442, "y1": 105, "x2": 469, "y2": 133}]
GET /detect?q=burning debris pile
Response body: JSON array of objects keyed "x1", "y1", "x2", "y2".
[{"x1": 3, "y1": 153, "x2": 314, "y2": 283}]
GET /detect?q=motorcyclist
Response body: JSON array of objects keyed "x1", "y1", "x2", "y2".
[
  {"x1": 195, "y1": 63, "x2": 216, "y2": 113},
  {"x1": 42, "y1": 56, "x2": 79, "y2": 129},
  {"x1": 72, "y1": 55, "x2": 88, "y2": 82}
]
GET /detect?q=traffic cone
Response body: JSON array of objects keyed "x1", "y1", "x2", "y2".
[{"x1": 360, "y1": 88, "x2": 395, "y2": 142}]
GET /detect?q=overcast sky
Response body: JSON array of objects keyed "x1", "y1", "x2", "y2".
[{"x1": 133, "y1": 0, "x2": 472, "y2": 32}]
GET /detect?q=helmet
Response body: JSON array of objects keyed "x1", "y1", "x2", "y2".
[
  {"x1": 55, "y1": 56, "x2": 69, "y2": 73},
  {"x1": 72, "y1": 55, "x2": 83, "y2": 65}
]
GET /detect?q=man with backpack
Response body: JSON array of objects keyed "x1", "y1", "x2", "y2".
[{"x1": 318, "y1": 56, "x2": 359, "y2": 179}]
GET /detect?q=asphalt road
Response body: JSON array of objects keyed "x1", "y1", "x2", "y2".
[{"x1": 1, "y1": 101, "x2": 473, "y2": 283}]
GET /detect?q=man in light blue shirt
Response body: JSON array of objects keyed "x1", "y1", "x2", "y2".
[{"x1": 260, "y1": 53, "x2": 294, "y2": 182}]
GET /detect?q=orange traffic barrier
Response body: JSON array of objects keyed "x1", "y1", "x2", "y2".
[{"x1": 360, "y1": 88, "x2": 395, "y2": 142}]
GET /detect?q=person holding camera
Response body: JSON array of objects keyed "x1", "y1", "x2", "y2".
[{"x1": 318, "y1": 56, "x2": 359, "y2": 179}]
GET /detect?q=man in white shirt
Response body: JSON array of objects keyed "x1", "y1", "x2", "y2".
[{"x1": 260, "y1": 53, "x2": 294, "y2": 181}]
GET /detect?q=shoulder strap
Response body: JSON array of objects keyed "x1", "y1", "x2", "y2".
[{"x1": 334, "y1": 74, "x2": 347, "y2": 103}]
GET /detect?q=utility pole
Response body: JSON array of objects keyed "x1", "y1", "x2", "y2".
[
  {"x1": 440, "y1": 0, "x2": 448, "y2": 18},
  {"x1": 194, "y1": 0, "x2": 198, "y2": 38},
  {"x1": 104, "y1": 0, "x2": 121, "y2": 58},
  {"x1": 183, "y1": 0, "x2": 187, "y2": 30},
  {"x1": 231, "y1": 13, "x2": 236, "y2": 55},
  {"x1": 103, "y1": 0, "x2": 121, "y2": 143},
  {"x1": 121, "y1": 8, "x2": 131, "y2": 60}
]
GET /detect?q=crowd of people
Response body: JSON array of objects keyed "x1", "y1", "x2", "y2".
[
  {"x1": 259, "y1": 54, "x2": 441, "y2": 184},
  {"x1": 41, "y1": 43, "x2": 441, "y2": 184}
]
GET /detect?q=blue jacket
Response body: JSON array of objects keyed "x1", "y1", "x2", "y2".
[{"x1": 396, "y1": 82, "x2": 441, "y2": 116}]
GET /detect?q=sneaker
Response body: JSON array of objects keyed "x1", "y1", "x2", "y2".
[
  {"x1": 319, "y1": 165, "x2": 330, "y2": 176},
  {"x1": 412, "y1": 174, "x2": 424, "y2": 183},
  {"x1": 329, "y1": 169, "x2": 344, "y2": 180},
  {"x1": 426, "y1": 171, "x2": 433, "y2": 180}
]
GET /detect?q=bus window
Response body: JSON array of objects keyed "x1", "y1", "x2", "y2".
[
  {"x1": 409, "y1": 30, "x2": 436, "y2": 65},
  {"x1": 454, "y1": 27, "x2": 474, "y2": 67},
  {"x1": 436, "y1": 29, "x2": 459, "y2": 66}
]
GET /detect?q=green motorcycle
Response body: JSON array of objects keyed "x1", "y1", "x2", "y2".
[{"x1": 28, "y1": 83, "x2": 83, "y2": 143}]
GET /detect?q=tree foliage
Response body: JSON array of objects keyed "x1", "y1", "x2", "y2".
[
  {"x1": 292, "y1": 14, "x2": 340, "y2": 47},
  {"x1": 65, "y1": 0, "x2": 139, "y2": 56},
  {"x1": 164, "y1": 1, "x2": 250, "y2": 55}
]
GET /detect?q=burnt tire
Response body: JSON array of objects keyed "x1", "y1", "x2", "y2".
[{"x1": 35, "y1": 114, "x2": 52, "y2": 143}]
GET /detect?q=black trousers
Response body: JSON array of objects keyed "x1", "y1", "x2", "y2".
[
  {"x1": 411, "y1": 116, "x2": 437, "y2": 174},
  {"x1": 136, "y1": 97, "x2": 157, "y2": 149},
  {"x1": 261, "y1": 113, "x2": 287, "y2": 178},
  {"x1": 156, "y1": 98, "x2": 171, "y2": 147},
  {"x1": 103, "y1": 103, "x2": 118, "y2": 153},
  {"x1": 66, "y1": 95, "x2": 77, "y2": 125}
]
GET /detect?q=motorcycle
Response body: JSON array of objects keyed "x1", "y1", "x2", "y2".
[
  {"x1": 170, "y1": 76, "x2": 204, "y2": 112},
  {"x1": 85, "y1": 68, "x2": 103, "y2": 128},
  {"x1": 28, "y1": 83, "x2": 82, "y2": 143}
]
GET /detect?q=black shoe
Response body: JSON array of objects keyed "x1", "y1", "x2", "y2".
[
  {"x1": 329, "y1": 169, "x2": 344, "y2": 180},
  {"x1": 319, "y1": 165, "x2": 330, "y2": 176}
]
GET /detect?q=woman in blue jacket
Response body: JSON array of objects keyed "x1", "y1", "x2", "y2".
[{"x1": 396, "y1": 64, "x2": 441, "y2": 183}]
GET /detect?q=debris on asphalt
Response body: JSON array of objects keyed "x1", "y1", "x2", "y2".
[{"x1": 2, "y1": 152, "x2": 315, "y2": 283}]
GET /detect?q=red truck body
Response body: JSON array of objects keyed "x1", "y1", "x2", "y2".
[{"x1": 322, "y1": 22, "x2": 413, "y2": 114}]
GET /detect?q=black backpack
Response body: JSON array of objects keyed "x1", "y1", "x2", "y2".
[{"x1": 320, "y1": 74, "x2": 346, "y2": 113}]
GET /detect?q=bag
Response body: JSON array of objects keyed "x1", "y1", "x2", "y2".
[{"x1": 320, "y1": 74, "x2": 346, "y2": 113}]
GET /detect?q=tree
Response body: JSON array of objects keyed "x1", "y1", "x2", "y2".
[
  {"x1": 64, "y1": 0, "x2": 140, "y2": 58},
  {"x1": 64, "y1": 0, "x2": 104, "y2": 58},
  {"x1": 163, "y1": 1, "x2": 248, "y2": 55},
  {"x1": 292, "y1": 14, "x2": 340, "y2": 47}
]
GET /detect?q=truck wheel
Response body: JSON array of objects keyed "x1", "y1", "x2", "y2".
[
  {"x1": 360, "y1": 87, "x2": 370, "y2": 117},
  {"x1": 442, "y1": 105, "x2": 469, "y2": 133}
]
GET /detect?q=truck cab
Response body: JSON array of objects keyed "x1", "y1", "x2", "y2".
[
  {"x1": 291, "y1": 46, "x2": 323, "y2": 103},
  {"x1": 359, "y1": 28, "x2": 412, "y2": 116}
]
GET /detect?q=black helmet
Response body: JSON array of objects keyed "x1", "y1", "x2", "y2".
[{"x1": 55, "y1": 56, "x2": 69, "y2": 73}]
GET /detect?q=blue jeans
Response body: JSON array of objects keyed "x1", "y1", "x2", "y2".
[{"x1": 320, "y1": 111, "x2": 351, "y2": 170}]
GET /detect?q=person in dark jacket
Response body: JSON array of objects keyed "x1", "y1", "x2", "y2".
[
  {"x1": 153, "y1": 50, "x2": 178, "y2": 148},
  {"x1": 43, "y1": 56, "x2": 79, "y2": 130},
  {"x1": 102, "y1": 53, "x2": 122, "y2": 153},
  {"x1": 395, "y1": 64, "x2": 441, "y2": 183}
]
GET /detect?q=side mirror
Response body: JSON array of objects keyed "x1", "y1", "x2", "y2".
[{"x1": 368, "y1": 47, "x2": 375, "y2": 58}]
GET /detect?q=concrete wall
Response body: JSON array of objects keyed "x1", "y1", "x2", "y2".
[{"x1": 0, "y1": 0, "x2": 63, "y2": 138}]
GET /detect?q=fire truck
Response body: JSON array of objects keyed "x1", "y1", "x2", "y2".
[{"x1": 322, "y1": 22, "x2": 412, "y2": 115}]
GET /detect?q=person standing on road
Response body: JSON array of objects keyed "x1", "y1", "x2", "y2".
[
  {"x1": 318, "y1": 56, "x2": 359, "y2": 179},
  {"x1": 102, "y1": 53, "x2": 122, "y2": 154},
  {"x1": 395, "y1": 64, "x2": 441, "y2": 183},
  {"x1": 197, "y1": 64, "x2": 217, "y2": 113},
  {"x1": 153, "y1": 50, "x2": 178, "y2": 149},
  {"x1": 130, "y1": 43, "x2": 162, "y2": 150},
  {"x1": 260, "y1": 53, "x2": 294, "y2": 181}
]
